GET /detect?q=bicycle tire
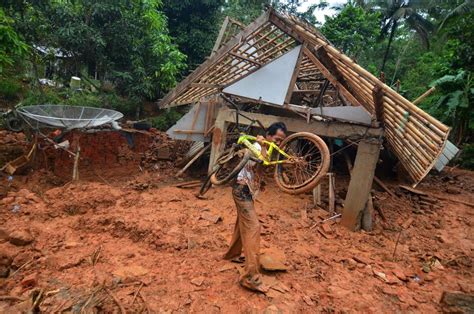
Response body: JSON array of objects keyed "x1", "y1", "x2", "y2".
[
  {"x1": 274, "y1": 132, "x2": 330, "y2": 194},
  {"x1": 210, "y1": 149, "x2": 251, "y2": 185},
  {"x1": 197, "y1": 167, "x2": 219, "y2": 196}
]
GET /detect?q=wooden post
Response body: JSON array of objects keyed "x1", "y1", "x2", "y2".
[
  {"x1": 372, "y1": 85, "x2": 384, "y2": 127},
  {"x1": 208, "y1": 108, "x2": 228, "y2": 173},
  {"x1": 328, "y1": 173, "x2": 335, "y2": 215},
  {"x1": 72, "y1": 145, "x2": 80, "y2": 181},
  {"x1": 312, "y1": 184, "x2": 321, "y2": 207},
  {"x1": 341, "y1": 139, "x2": 381, "y2": 231},
  {"x1": 361, "y1": 193, "x2": 374, "y2": 231}
]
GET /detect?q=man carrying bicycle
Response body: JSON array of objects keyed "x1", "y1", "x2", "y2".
[{"x1": 223, "y1": 122, "x2": 287, "y2": 292}]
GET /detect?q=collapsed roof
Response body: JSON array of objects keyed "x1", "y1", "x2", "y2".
[{"x1": 159, "y1": 8, "x2": 451, "y2": 184}]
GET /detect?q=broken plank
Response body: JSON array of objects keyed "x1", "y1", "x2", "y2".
[{"x1": 374, "y1": 176, "x2": 396, "y2": 198}]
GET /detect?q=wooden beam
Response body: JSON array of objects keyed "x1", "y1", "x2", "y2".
[
  {"x1": 173, "y1": 130, "x2": 205, "y2": 134},
  {"x1": 314, "y1": 46, "x2": 367, "y2": 108},
  {"x1": 303, "y1": 47, "x2": 363, "y2": 108},
  {"x1": 216, "y1": 107, "x2": 383, "y2": 140},
  {"x1": 372, "y1": 85, "x2": 384, "y2": 126},
  {"x1": 212, "y1": 16, "x2": 230, "y2": 55},
  {"x1": 312, "y1": 79, "x2": 329, "y2": 107},
  {"x1": 292, "y1": 90, "x2": 321, "y2": 94},
  {"x1": 208, "y1": 112, "x2": 228, "y2": 173},
  {"x1": 190, "y1": 83, "x2": 223, "y2": 89},
  {"x1": 159, "y1": 10, "x2": 271, "y2": 108},
  {"x1": 284, "y1": 44, "x2": 305, "y2": 104},
  {"x1": 229, "y1": 51, "x2": 262, "y2": 66},
  {"x1": 341, "y1": 139, "x2": 381, "y2": 231},
  {"x1": 268, "y1": 10, "x2": 310, "y2": 44}
]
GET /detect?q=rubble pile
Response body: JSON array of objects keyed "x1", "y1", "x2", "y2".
[
  {"x1": 0, "y1": 131, "x2": 28, "y2": 167},
  {"x1": 0, "y1": 131, "x2": 27, "y2": 146},
  {"x1": 141, "y1": 131, "x2": 191, "y2": 173}
]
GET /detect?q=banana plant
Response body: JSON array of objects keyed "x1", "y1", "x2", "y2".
[{"x1": 429, "y1": 70, "x2": 473, "y2": 145}]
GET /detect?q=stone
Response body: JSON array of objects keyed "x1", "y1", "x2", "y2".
[
  {"x1": 112, "y1": 265, "x2": 149, "y2": 282},
  {"x1": 321, "y1": 223, "x2": 332, "y2": 234},
  {"x1": 391, "y1": 268, "x2": 407, "y2": 281},
  {"x1": 20, "y1": 273, "x2": 38, "y2": 289},
  {"x1": 263, "y1": 304, "x2": 282, "y2": 314},
  {"x1": 8, "y1": 230, "x2": 34, "y2": 246},
  {"x1": 63, "y1": 241, "x2": 80, "y2": 249},
  {"x1": 303, "y1": 295, "x2": 315, "y2": 306},
  {"x1": 346, "y1": 258, "x2": 358, "y2": 270},
  {"x1": 0, "y1": 197, "x2": 15, "y2": 206},
  {"x1": 0, "y1": 250, "x2": 13, "y2": 278},
  {"x1": 0, "y1": 228, "x2": 8, "y2": 241},
  {"x1": 12, "y1": 251, "x2": 34, "y2": 268},
  {"x1": 260, "y1": 248, "x2": 288, "y2": 271},
  {"x1": 191, "y1": 277, "x2": 205, "y2": 287}
]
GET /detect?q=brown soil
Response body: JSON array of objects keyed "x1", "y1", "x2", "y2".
[{"x1": 0, "y1": 133, "x2": 473, "y2": 312}]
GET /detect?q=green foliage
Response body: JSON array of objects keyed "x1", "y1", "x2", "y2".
[
  {"x1": 0, "y1": 7, "x2": 28, "y2": 73},
  {"x1": 426, "y1": 70, "x2": 473, "y2": 144},
  {"x1": 321, "y1": 4, "x2": 381, "y2": 60},
  {"x1": 163, "y1": 0, "x2": 224, "y2": 70},
  {"x1": 221, "y1": 0, "x2": 269, "y2": 25},
  {"x1": 21, "y1": 89, "x2": 62, "y2": 106},
  {"x1": 0, "y1": 78, "x2": 22, "y2": 100},
  {"x1": 456, "y1": 144, "x2": 474, "y2": 170},
  {"x1": 21, "y1": 88, "x2": 139, "y2": 116},
  {"x1": 149, "y1": 109, "x2": 183, "y2": 131},
  {"x1": 3, "y1": 0, "x2": 186, "y2": 101}
]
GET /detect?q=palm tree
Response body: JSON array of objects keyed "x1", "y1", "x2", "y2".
[
  {"x1": 438, "y1": 0, "x2": 474, "y2": 31},
  {"x1": 363, "y1": 1, "x2": 434, "y2": 72}
]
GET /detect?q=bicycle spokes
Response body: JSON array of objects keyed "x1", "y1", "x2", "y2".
[{"x1": 277, "y1": 137, "x2": 324, "y2": 188}]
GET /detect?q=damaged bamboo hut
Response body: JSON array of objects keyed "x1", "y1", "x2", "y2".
[{"x1": 159, "y1": 8, "x2": 454, "y2": 231}]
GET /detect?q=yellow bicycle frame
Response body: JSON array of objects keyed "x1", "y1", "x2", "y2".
[{"x1": 237, "y1": 133, "x2": 292, "y2": 166}]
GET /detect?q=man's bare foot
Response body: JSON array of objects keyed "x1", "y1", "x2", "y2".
[{"x1": 239, "y1": 274, "x2": 270, "y2": 293}]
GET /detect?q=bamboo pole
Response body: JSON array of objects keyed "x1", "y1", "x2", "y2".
[
  {"x1": 383, "y1": 96, "x2": 445, "y2": 142},
  {"x1": 313, "y1": 39, "x2": 449, "y2": 133},
  {"x1": 383, "y1": 130, "x2": 425, "y2": 179},
  {"x1": 383, "y1": 105, "x2": 440, "y2": 154},
  {"x1": 413, "y1": 86, "x2": 436, "y2": 105},
  {"x1": 382, "y1": 136, "x2": 421, "y2": 181},
  {"x1": 383, "y1": 109, "x2": 437, "y2": 159},
  {"x1": 383, "y1": 115, "x2": 433, "y2": 166},
  {"x1": 383, "y1": 102, "x2": 441, "y2": 151},
  {"x1": 384, "y1": 127, "x2": 427, "y2": 175}
]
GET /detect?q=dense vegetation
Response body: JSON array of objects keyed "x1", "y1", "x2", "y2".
[{"x1": 0, "y1": 0, "x2": 472, "y2": 165}]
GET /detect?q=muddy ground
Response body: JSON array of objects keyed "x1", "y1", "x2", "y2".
[{"x1": 0, "y1": 134, "x2": 473, "y2": 313}]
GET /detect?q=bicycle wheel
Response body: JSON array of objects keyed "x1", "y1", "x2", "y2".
[
  {"x1": 210, "y1": 148, "x2": 251, "y2": 185},
  {"x1": 274, "y1": 132, "x2": 330, "y2": 194},
  {"x1": 197, "y1": 167, "x2": 219, "y2": 197}
]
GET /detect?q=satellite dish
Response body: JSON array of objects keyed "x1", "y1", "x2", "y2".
[{"x1": 17, "y1": 105, "x2": 124, "y2": 129}]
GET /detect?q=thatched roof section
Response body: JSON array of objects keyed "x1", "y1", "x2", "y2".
[{"x1": 159, "y1": 8, "x2": 450, "y2": 184}]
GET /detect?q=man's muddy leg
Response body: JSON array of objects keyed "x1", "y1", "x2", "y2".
[
  {"x1": 237, "y1": 199, "x2": 261, "y2": 278},
  {"x1": 223, "y1": 214, "x2": 242, "y2": 260}
]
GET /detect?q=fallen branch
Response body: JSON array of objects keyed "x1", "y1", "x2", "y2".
[
  {"x1": 174, "y1": 180, "x2": 202, "y2": 188},
  {"x1": 374, "y1": 176, "x2": 396, "y2": 198},
  {"x1": 0, "y1": 295, "x2": 25, "y2": 302},
  {"x1": 10, "y1": 258, "x2": 34, "y2": 277},
  {"x1": 105, "y1": 288, "x2": 126, "y2": 314},
  {"x1": 399, "y1": 185, "x2": 474, "y2": 208},
  {"x1": 131, "y1": 282, "x2": 144, "y2": 306},
  {"x1": 138, "y1": 291, "x2": 150, "y2": 314}
]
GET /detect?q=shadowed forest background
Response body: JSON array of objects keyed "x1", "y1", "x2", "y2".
[{"x1": 0, "y1": 0, "x2": 472, "y2": 167}]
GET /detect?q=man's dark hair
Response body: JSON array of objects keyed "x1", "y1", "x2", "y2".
[{"x1": 266, "y1": 122, "x2": 287, "y2": 136}]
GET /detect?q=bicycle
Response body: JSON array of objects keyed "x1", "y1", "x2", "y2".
[{"x1": 198, "y1": 95, "x2": 330, "y2": 196}]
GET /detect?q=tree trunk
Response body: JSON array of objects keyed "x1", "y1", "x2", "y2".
[{"x1": 381, "y1": 20, "x2": 398, "y2": 73}]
